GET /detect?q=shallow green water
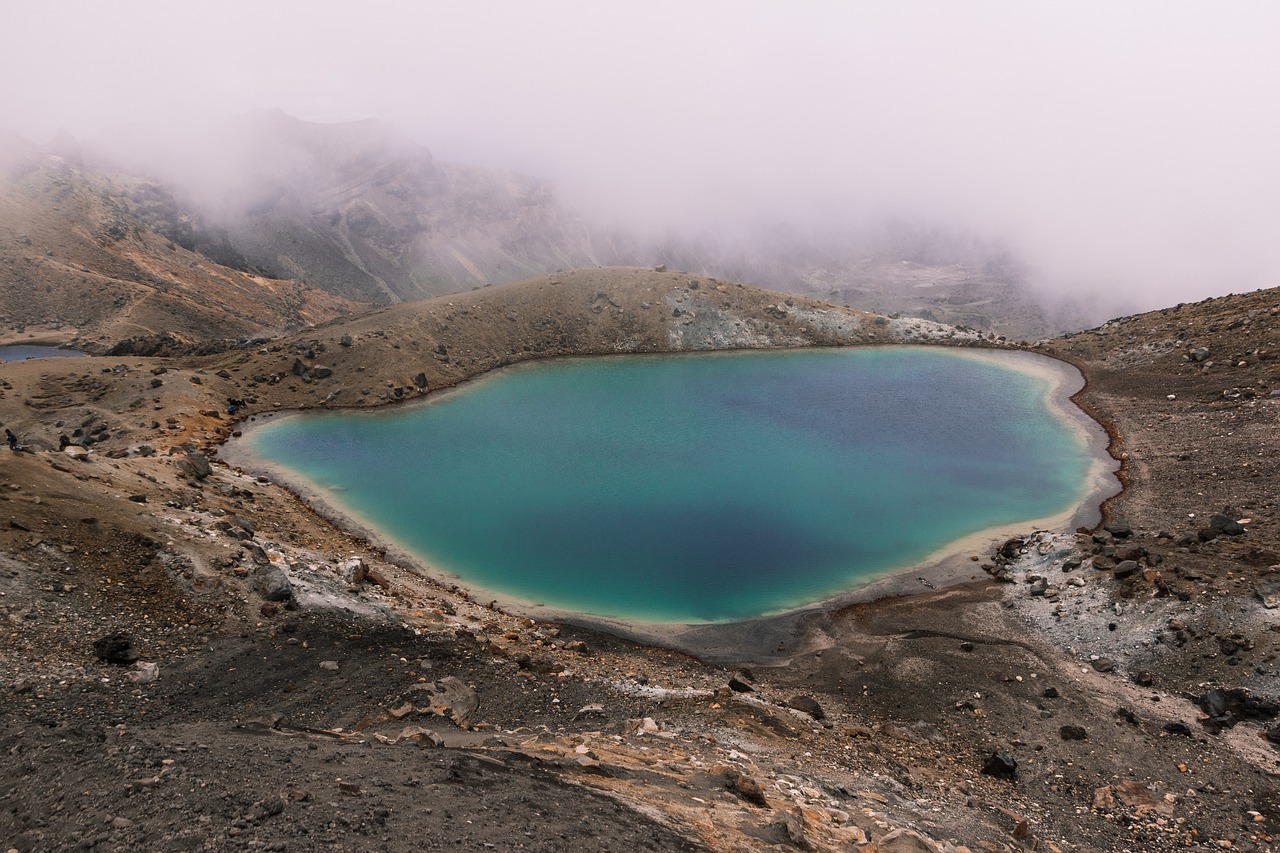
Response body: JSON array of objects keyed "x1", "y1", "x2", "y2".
[{"x1": 247, "y1": 347, "x2": 1096, "y2": 622}]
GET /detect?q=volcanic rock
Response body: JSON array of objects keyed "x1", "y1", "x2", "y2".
[
  {"x1": 982, "y1": 749, "x2": 1017, "y2": 780},
  {"x1": 93, "y1": 633, "x2": 139, "y2": 665},
  {"x1": 786, "y1": 695, "x2": 825, "y2": 719}
]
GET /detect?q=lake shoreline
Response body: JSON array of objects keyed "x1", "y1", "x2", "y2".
[{"x1": 220, "y1": 344, "x2": 1120, "y2": 662}]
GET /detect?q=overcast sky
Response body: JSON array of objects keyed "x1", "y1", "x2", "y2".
[{"x1": 5, "y1": 1, "x2": 1279, "y2": 309}]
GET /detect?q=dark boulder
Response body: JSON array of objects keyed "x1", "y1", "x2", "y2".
[
  {"x1": 786, "y1": 695, "x2": 825, "y2": 720},
  {"x1": 1103, "y1": 521, "x2": 1133, "y2": 538},
  {"x1": 998, "y1": 538, "x2": 1025, "y2": 560},
  {"x1": 1209, "y1": 514, "x2": 1244, "y2": 536},
  {"x1": 1113, "y1": 560, "x2": 1140, "y2": 579},
  {"x1": 93, "y1": 633, "x2": 139, "y2": 665},
  {"x1": 1197, "y1": 687, "x2": 1279, "y2": 733},
  {"x1": 253, "y1": 566, "x2": 293, "y2": 602},
  {"x1": 982, "y1": 749, "x2": 1018, "y2": 780},
  {"x1": 177, "y1": 451, "x2": 212, "y2": 480}
]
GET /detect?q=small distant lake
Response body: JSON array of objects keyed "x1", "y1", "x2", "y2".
[
  {"x1": 237, "y1": 347, "x2": 1112, "y2": 623},
  {"x1": 0, "y1": 345, "x2": 87, "y2": 362}
]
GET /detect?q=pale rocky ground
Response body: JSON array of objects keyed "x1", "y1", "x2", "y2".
[{"x1": 1, "y1": 269, "x2": 1278, "y2": 851}]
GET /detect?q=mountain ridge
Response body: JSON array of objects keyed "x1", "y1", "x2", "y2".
[{"x1": 65, "y1": 110, "x2": 1104, "y2": 338}]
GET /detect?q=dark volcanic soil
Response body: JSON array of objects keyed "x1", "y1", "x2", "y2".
[{"x1": 2, "y1": 271, "x2": 1279, "y2": 852}]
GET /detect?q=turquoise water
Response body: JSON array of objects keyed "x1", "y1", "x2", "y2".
[
  {"x1": 247, "y1": 348, "x2": 1096, "y2": 623},
  {"x1": 0, "y1": 345, "x2": 86, "y2": 361}
]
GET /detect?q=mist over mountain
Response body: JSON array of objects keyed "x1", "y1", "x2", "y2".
[
  {"x1": 48, "y1": 110, "x2": 1085, "y2": 339},
  {"x1": 5, "y1": 3, "x2": 1278, "y2": 336},
  {"x1": 0, "y1": 129, "x2": 358, "y2": 352}
]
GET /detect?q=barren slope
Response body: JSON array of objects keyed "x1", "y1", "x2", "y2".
[
  {"x1": 2, "y1": 274, "x2": 1279, "y2": 852},
  {"x1": 0, "y1": 153, "x2": 360, "y2": 353}
]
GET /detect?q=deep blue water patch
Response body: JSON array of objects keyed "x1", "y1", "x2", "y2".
[
  {"x1": 246, "y1": 348, "x2": 1096, "y2": 622},
  {"x1": 0, "y1": 345, "x2": 86, "y2": 361}
]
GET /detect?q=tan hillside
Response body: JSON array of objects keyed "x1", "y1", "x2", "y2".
[
  {"x1": 0, "y1": 152, "x2": 360, "y2": 352},
  {"x1": 213, "y1": 266, "x2": 980, "y2": 413}
]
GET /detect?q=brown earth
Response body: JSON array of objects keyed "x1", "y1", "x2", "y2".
[
  {"x1": 1, "y1": 268, "x2": 1278, "y2": 851},
  {"x1": 0, "y1": 149, "x2": 359, "y2": 354}
]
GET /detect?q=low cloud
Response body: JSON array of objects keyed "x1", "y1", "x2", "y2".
[{"x1": 4, "y1": 1, "x2": 1278, "y2": 315}]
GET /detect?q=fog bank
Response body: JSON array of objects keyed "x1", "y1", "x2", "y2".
[{"x1": 4, "y1": 1, "x2": 1279, "y2": 313}]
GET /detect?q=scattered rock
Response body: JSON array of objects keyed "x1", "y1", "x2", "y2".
[
  {"x1": 1059, "y1": 724, "x2": 1088, "y2": 741},
  {"x1": 786, "y1": 695, "x2": 825, "y2": 720},
  {"x1": 1104, "y1": 521, "x2": 1134, "y2": 538},
  {"x1": 727, "y1": 771, "x2": 769, "y2": 807},
  {"x1": 982, "y1": 749, "x2": 1017, "y2": 780},
  {"x1": 772, "y1": 809, "x2": 809, "y2": 850},
  {"x1": 253, "y1": 565, "x2": 292, "y2": 602},
  {"x1": 1090, "y1": 658, "x2": 1115, "y2": 673},
  {"x1": 515, "y1": 654, "x2": 563, "y2": 675},
  {"x1": 865, "y1": 827, "x2": 945, "y2": 853},
  {"x1": 407, "y1": 676, "x2": 479, "y2": 728},
  {"x1": 1092, "y1": 785, "x2": 1117, "y2": 810},
  {"x1": 397, "y1": 726, "x2": 444, "y2": 747},
  {"x1": 337, "y1": 556, "x2": 367, "y2": 585},
  {"x1": 177, "y1": 451, "x2": 212, "y2": 480},
  {"x1": 125, "y1": 662, "x2": 159, "y2": 684},
  {"x1": 1113, "y1": 560, "x2": 1140, "y2": 579},
  {"x1": 93, "y1": 633, "x2": 139, "y2": 665},
  {"x1": 1197, "y1": 687, "x2": 1280, "y2": 732},
  {"x1": 1113, "y1": 780, "x2": 1172, "y2": 815},
  {"x1": 1210, "y1": 513, "x2": 1245, "y2": 536}
]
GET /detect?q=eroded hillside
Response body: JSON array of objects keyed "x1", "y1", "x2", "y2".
[{"x1": 0, "y1": 150, "x2": 360, "y2": 353}]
